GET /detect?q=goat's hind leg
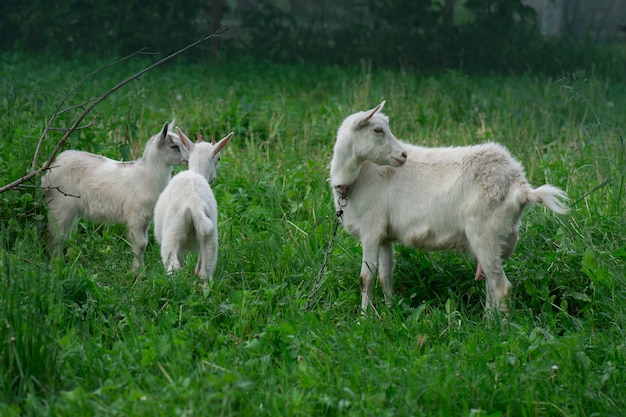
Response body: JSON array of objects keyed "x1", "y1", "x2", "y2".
[
  {"x1": 468, "y1": 234, "x2": 512, "y2": 313},
  {"x1": 196, "y1": 231, "x2": 218, "y2": 284},
  {"x1": 481, "y1": 258, "x2": 511, "y2": 313},
  {"x1": 474, "y1": 230, "x2": 517, "y2": 282},
  {"x1": 160, "y1": 235, "x2": 184, "y2": 274},
  {"x1": 162, "y1": 246, "x2": 184, "y2": 274},
  {"x1": 479, "y1": 257, "x2": 511, "y2": 313}
]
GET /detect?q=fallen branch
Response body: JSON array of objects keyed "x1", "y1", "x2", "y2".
[{"x1": 0, "y1": 27, "x2": 228, "y2": 194}]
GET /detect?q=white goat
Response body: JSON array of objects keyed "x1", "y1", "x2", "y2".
[
  {"x1": 153, "y1": 128, "x2": 234, "y2": 283},
  {"x1": 42, "y1": 120, "x2": 190, "y2": 272},
  {"x1": 330, "y1": 101, "x2": 569, "y2": 313}
]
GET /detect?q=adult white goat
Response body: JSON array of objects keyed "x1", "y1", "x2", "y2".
[
  {"x1": 153, "y1": 128, "x2": 234, "y2": 283},
  {"x1": 42, "y1": 120, "x2": 190, "y2": 272},
  {"x1": 330, "y1": 101, "x2": 569, "y2": 314}
]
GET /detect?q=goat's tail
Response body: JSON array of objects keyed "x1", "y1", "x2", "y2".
[
  {"x1": 527, "y1": 184, "x2": 570, "y2": 214},
  {"x1": 188, "y1": 204, "x2": 215, "y2": 238}
]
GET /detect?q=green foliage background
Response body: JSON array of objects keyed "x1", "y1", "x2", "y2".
[
  {"x1": 0, "y1": 0, "x2": 208, "y2": 55},
  {"x1": 2, "y1": 0, "x2": 624, "y2": 79}
]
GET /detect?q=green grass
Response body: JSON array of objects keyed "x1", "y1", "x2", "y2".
[{"x1": 1, "y1": 53, "x2": 625, "y2": 416}]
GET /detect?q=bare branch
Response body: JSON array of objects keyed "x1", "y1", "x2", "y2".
[
  {"x1": 55, "y1": 98, "x2": 99, "y2": 116},
  {"x1": 30, "y1": 49, "x2": 155, "y2": 172},
  {"x1": 48, "y1": 114, "x2": 101, "y2": 132},
  {"x1": 1, "y1": 27, "x2": 228, "y2": 195},
  {"x1": 40, "y1": 186, "x2": 81, "y2": 199}
]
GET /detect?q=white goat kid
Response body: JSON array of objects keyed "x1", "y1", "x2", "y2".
[
  {"x1": 330, "y1": 101, "x2": 569, "y2": 314},
  {"x1": 42, "y1": 120, "x2": 190, "y2": 272},
  {"x1": 153, "y1": 128, "x2": 234, "y2": 283}
]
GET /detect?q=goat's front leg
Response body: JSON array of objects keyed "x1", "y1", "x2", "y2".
[
  {"x1": 378, "y1": 241, "x2": 395, "y2": 308},
  {"x1": 47, "y1": 208, "x2": 77, "y2": 258},
  {"x1": 47, "y1": 220, "x2": 67, "y2": 258},
  {"x1": 359, "y1": 240, "x2": 380, "y2": 312},
  {"x1": 129, "y1": 222, "x2": 149, "y2": 273}
]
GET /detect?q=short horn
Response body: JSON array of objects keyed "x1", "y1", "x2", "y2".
[
  {"x1": 175, "y1": 127, "x2": 193, "y2": 149},
  {"x1": 214, "y1": 132, "x2": 234, "y2": 154}
]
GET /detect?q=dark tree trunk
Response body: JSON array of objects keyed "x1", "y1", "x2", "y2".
[
  {"x1": 442, "y1": 0, "x2": 454, "y2": 68},
  {"x1": 211, "y1": 0, "x2": 222, "y2": 55}
]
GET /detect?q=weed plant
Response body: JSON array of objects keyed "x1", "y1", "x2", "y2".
[{"x1": 1, "y1": 54, "x2": 625, "y2": 416}]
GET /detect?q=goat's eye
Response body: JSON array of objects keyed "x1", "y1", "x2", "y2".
[
  {"x1": 170, "y1": 145, "x2": 179, "y2": 150},
  {"x1": 374, "y1": 127, "x2": 384, "y2": 134}
]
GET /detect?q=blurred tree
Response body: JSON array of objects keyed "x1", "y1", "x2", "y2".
[
  {"x1": 0, "y1": 0, "x2": 211, "y2": 56},
  {"x1": 460, "y1": 0, "x2": 539, "y2": 71},
  {"x1": 0, "y1": 0, "x2": 615, "y2": 78}
]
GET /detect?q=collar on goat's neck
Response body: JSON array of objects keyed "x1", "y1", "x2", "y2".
[{"x1": 335, "y1": 184, "x2": 352, "y2": 200}]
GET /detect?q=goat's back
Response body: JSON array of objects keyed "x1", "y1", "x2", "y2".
[
  {"x1": 42, "y1": 150, "x2": 168, "y2": 224},
  {"x1": 153, "y1": 171, "x2": 217, "y2": 249}
]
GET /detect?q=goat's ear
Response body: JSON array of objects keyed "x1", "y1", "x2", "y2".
[
  {"x1": 214, "y1": 132, "x2": 234, "y2": 154},
  {"x1": 161, "y1": 122, "x2": 170, "y2": 138},
  {"x1": 175, "y1": 127, "x2": 193, "y2": 150},
  {"x1": 360, "y1": 100, "x2": 386, "y2": 125}
]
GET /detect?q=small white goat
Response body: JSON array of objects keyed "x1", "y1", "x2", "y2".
[
  {"x1": 42, "y1": 120, "x2": 190, "y2": 271},
  {"x1": 153, "y1": 128, "x2": 234, "y2": 283},
  {"x1": 330, "y1": 101, "x2": 569, "y2": 313}
]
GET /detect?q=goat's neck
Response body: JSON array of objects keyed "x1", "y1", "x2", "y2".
[
  {"x1": 330, "y1": 144, "x2": 361, "y2": 189},
  {"x1": 189, "y1": 159, "x2": 202, "y2": 175},
  {"x1": 189, "y1": 160, "x2": 210, "y2": 180},
  {"x1": 136, "y1": 156, "x2": 173, "y2": 189}
]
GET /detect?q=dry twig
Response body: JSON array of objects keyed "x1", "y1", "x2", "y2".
[{"x1": 0, "y1": 27, "x2": 228, "y2": 194}]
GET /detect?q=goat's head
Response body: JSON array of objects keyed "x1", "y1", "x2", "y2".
[
  {"x1": 150, "y1": 119, "x2": 192, "y2": 165},
  {"x1": 339, "y1": 101, "x2": 407, "y2": 168},
  {"x1": 176, "y1": 127, "x2": 234, "y2": 184}
]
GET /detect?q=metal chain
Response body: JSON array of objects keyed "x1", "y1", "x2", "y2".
[{"x1": 303, "y1": 195, "x2": 348, "y2": 310}]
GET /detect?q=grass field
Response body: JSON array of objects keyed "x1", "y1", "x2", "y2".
[{"x1": 1, "y1": 53, "x2": 625, "y2": 416}]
